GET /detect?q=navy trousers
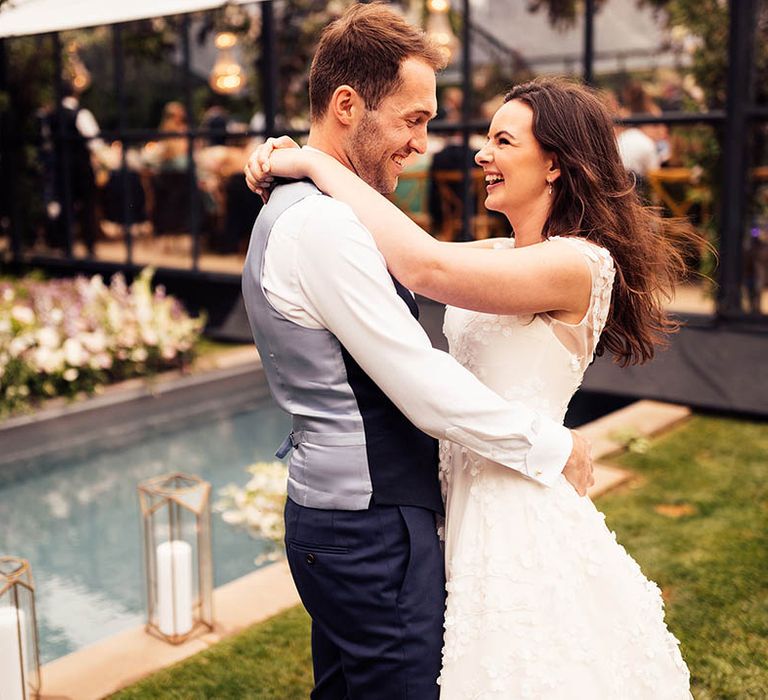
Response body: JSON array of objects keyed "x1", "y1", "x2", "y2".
[{"x1": 284, "y1": 497, "x2": 446, "y2": 700}]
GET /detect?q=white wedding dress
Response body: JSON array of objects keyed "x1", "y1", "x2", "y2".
[{"x1": 437, "y1": 236, "x2": 692, "y2": 699}]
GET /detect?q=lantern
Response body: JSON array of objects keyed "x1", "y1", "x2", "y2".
[
  {"x1": 426, "y1": 0, "x2": 460, "y2": 65},
  {"x1": 65, "y1": 41, "x2": 92, "y2": 93},
  {"x1": 0, "y1": 557, "x2": 41, "y2": 700},
  {"x1": 138, "y1": 473, "x2": 214, "y2": 644},
  {"x1": 210, "y1": 32, "x2": 246, "y2": 95}
]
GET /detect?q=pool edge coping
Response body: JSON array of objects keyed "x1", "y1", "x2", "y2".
[{"x1": 37, "y1": 399, "x2": 691, "y2": 700}]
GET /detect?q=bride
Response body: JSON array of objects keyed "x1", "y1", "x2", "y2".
[{"x1": 246, "y1": 78, "x2": 693, "y2": 699}]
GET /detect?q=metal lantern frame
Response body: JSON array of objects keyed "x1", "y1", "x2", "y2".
[
  {"x1": 138, "y1": 472, "x2": 214, "y2": 644},
  {"x1": 0, "y1": 556, "x2": 41, "y2": 700}
]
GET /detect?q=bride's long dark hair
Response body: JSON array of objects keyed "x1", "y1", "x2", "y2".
[{"x1": 504, "y1": 78, "x2": 700, "y2": 366}]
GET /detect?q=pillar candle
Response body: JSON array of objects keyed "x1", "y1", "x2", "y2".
[
  {"x1": 156, "y1": 540, "x2": 193, "y2": 637},
  {"x1": 0, "y1": 606, "x2": 27, "y2": 700}
]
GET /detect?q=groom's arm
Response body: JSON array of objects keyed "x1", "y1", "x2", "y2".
[{"x1": 290, "y1": 199, "x2": 582, "y2": 488}]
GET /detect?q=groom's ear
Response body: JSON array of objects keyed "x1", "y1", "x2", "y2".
[{"x1": 330, "y1": 85, "x2": 364, "y2": 126}]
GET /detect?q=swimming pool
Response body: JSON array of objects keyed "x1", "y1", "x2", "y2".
[{"x1": 0, "y1": 395, "x2": 290, "y2": 664}]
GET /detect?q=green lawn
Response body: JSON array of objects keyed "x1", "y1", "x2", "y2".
[
  {"x1": 111, "y1": 606, "x2": 313, "y2": 699},
  {"x1": 600, "y1": 414, "x2": 768, "y2": 699},
  {"x1": 113, "y1": 414, "x2": 767, "y2": 699}
]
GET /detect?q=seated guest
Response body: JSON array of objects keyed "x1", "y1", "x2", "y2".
[
  {"x1": 616, "y1": 125, "x2": 660, "y2": 179},
  {"x1": 156, "y1": 101, "x2": 190, "y2": 172},
  {"x1": 201, "y1": 97, "x2": 231, "y2": 147},
  {"x1": 427, "y1": 132, "x2": 480, "y2": 239}
]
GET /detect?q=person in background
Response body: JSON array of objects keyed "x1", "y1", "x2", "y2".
[
  {"x1": 428, "y1": 87, "x2": 483, "y2": 239},
  {"x1": 201, "y1": 97, "x2": 231, "y2": 147},
  {"x1": 621, "y1": 80, "x2": 671, "y2": 165},
  {"x1": 155, "y1": 101, "x2": 190, "y2": 172},
  {"x1": 40, "y1": 80, "x2": 104, "y2": 255}
]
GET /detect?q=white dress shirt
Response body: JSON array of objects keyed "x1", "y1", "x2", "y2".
[
  {"x1": 617, "y1": 127, "x2": 660, "y2": 176},
  {"x1": 62, "y1": 96, "x2": 105, "y2": 154},
  {"x1": 262, "y1": 188, "x2": 573, "y2": 486}
]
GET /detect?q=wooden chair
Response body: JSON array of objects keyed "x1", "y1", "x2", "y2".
[
  {"x1": 646, "y1": 167, "x2": 711, "y2": 223},
  {"x1": 389, "y1": 169, "x2": 432, "y2": 232},
  {"x1": 432, "y1": 169, "x2": 502, "y2": 241}
]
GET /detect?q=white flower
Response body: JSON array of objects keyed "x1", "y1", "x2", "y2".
[
  {"x1": 11, "y1": 305, "x2": 35, "y2": 325},
  {"x1": 63, "y1": 368, "x2": 78, "y2": 382},
  {"x1": 81, "y1": 331, "x2": 107, "y2": 354},
  {"x1": 32, "y1": 346, "x2": 64, "y2": 374},
  {"x1": 63, "y1": 338, "x2": 87, "y2": 367},
  {"x1": 215, "y1": 461, "x2": 289, "y2": 543},
  {"x1": 36, "y1": 326, "x2": 60, "y2": 349},
  {"x1": 90, "y1": 352, "x2": 113, "y2": 370},
  {"x1": 9, "y1": 335, "x2": 32, "y2": 357},
  {"x1": 131, "y1": 347, "x2": 148, "y2": 363},
  {"x1": 141, "y1": 329, "x2": 159, "y2": 346}
]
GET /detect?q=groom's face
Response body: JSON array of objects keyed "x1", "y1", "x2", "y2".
[{"x1": 347, "y1": 58, "x2": 437, "y2": 194}]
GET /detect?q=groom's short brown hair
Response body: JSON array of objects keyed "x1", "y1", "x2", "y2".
[{"x1": 309, "y1": 2, "x2": 445, "y2": 122}]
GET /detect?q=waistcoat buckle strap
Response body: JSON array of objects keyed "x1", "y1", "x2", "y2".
[
  {"x1": 292, "y1": 430, "x2": 367, "y2": 447},
  {"x1": 275, "y1": 430, "x2": 367, "y2": 458},
  {"x1": 275, "y1": 432, "x2": 296, "y2": 459}
]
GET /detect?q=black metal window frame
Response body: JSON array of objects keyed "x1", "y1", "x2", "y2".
[{"x1": 0, "y1": 0, "x2": 764, "y2": 326}]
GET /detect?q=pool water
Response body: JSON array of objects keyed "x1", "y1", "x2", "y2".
[{"x1": 0, "y1": 400, "x2": 290, "y2": 664}]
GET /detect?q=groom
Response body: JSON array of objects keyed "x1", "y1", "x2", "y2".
[{"x1": 242, "y1": 4, "x2": 593, "y2": 699}]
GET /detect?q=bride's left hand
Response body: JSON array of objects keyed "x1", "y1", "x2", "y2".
[{"x1": 244, "y1": 135, "x2": 302, "y2": 202}]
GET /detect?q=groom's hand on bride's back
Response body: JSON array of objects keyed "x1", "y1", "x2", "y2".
[{"x1": 562, "y1": 431, "x2": 594, "y2": 496}]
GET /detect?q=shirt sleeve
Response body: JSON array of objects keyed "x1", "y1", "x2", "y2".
[
  {"x1": 293, "y1": 197, "x2": 572, "y2": 486},
  {"x1": 76, "y1": 109, "x2": 105, "y2": 153}
]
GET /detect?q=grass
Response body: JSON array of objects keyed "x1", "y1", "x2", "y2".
[
  {"x1": 111, "y1": 606, "x2": 313, "y2": 699},
  {"x1": 113, "y1": 414, "x2": 767, "y2": 699},
  {"x1": 602, "y1": 414, "x2": 768, "y2": 699}
]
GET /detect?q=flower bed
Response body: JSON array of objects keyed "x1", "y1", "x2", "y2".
[{"x1": 0, "y1": 268, "x2": 205, "y2": 417}]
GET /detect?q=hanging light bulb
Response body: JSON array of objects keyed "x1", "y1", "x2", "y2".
[
  {"x1": 426, "y1": 0, "x2": 459, "y2": 65},
  {"x1": 65, "y1": 41, "x2": 91, "y2": 93},
  {"x1": 210, "y1": 31, "x2": 247, "y2": 95}
]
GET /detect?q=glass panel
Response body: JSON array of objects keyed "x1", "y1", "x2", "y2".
[
  {"x1": 745, "y1": 122, "x2": 768, "y2": 315},
  {"x1": 90, "y1": 137, "x2": 194, "y2": 269},
  {"x1": 468, "y1": 0, "x2": 583, "y2": 113},
  {"x1": 274, "y1": 3, "x2": 339, "y2": 133},
  {"x1": 112, "y1": 19, "x2": 187, "y2": 132},
  {"x1": 5, "y1": 35, "x2": 57, "y2": 261},
  {"x1": 196, "y1": 131, "x2": 266, "y2": 274},
  {"x1": 595, "y1": 0, "x2": 728, "y2": 114},
  {"x1": 753, "y1": 0, "x2": 768, "y2": 105},
  {"x1": 392, "y1": 127, "x2": 512, "y2": 243},
  {"x1": 641, "y1": 123, "x2": 721, "y2": 316}
]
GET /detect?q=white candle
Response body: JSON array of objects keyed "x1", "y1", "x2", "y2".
[
  {"x1": 156, "y1": 540, "x2": 193, "y2": 637},
  {"x1": 0, "y1": 607, "x2": 27, "y2": 700}
]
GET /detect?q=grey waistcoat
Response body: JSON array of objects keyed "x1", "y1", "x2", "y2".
[{"x1": 242, "y1": 181, "x2": 441, "y2": 513}]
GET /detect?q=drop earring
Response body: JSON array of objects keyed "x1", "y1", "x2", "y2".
[{"x1": 547, "y1": 180, "x2": 553, "y2": 196}]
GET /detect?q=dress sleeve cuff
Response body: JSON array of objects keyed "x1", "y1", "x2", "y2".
[{"x1": 524, "y1": 418, "x2": 572, "y2": 487}]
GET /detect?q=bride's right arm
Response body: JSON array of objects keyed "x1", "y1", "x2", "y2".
[
  {"x1": 247, "y1": 145, "x2": 590, "y2": 318},
  {"x1": 267, "y1": 148, "x2": 590, "y2": 319}
]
